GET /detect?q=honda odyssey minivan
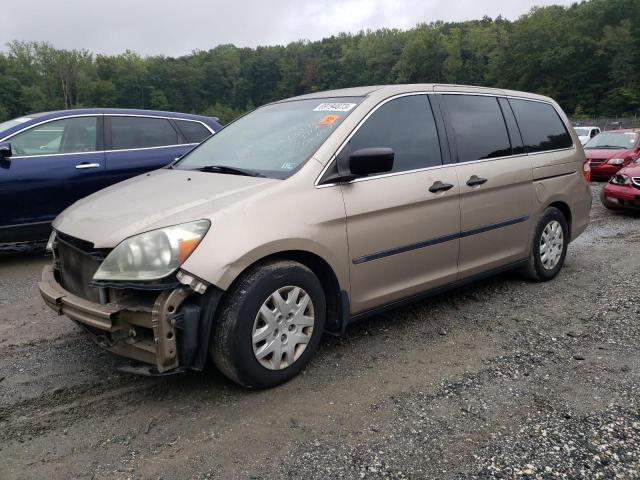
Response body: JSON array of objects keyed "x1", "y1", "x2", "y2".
[{"x1": 39, "y1": 84, "x2": 591, "y2": 388}]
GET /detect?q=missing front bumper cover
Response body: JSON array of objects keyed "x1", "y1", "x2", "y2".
[{"x1": 38, "y1": 265, "x2": 223, "y2": 373}]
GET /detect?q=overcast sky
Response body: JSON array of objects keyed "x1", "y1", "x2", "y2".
[{"x1": 1, "y1": 0, "x2": 575, "y2": 57}]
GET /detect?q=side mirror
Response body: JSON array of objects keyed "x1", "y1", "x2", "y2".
[
  {"x1": 0, "y1": 142, "x2": 12, "y2": 160},
  {"x1": 321, "y1": 147, "x2": 395, "y2": 184},
  {"x1": 348, "y1": 147, "x2": 394, "y2": 177}
]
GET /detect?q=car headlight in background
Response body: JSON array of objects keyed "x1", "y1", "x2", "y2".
[
  {"x1": 607, "y1": 158, "x2": 625, "y2": 165},
  {"x1": 93, "y1": 220, "x2": 210, "y2": 281},
  {"x1": 611, "y1": 174, "x2": 630, "y2": 186}
]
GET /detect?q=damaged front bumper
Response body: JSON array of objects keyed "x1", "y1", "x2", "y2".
[{"x1": 38, "y1": 265, "x2": 222, "y2": 373}]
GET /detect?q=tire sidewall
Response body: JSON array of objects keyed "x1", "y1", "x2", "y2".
[
  {"x1": 532, "y1": 208, "x2": 569, "y2": 280},
  {"x1": 223, "y1": 263, "x2": 326, "y2": 388}
]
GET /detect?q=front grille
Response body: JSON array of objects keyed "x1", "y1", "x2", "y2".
[
  {"x1": 55, "y1": 232, "x2": 109, "y2": 303},
  {"x1": 589, "y1": 159, "x2": 605, "y2": 166}
]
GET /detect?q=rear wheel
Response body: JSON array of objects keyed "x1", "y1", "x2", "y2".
[
  {"x1": 521, "y1": 207, "x2": 569, "y2": 282},
  {"x1": 211, "y1": 260, "x2": 326, "y2": 388}
]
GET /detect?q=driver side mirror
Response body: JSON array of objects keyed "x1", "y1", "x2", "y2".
[
  {"x1": 324, "y1": 147, "x2": 394, "y2": 183},
  {"x1": 0, "y1": 142, "x2": 12, "y2": 160}
]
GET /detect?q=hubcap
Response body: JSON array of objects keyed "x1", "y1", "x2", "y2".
[
  {"x1": 540, "y1": 220, "x2": 564, "y2": 270},
  {"x1": 252, "y1": 286, "x2": 315, "y2": 370}
]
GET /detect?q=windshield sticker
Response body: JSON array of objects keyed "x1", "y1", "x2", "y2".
[
  {"x1": 314, "y1": 103, "x2": 356, "y2": 112},
  {"x1": 14, "y1": 117, "x2": 31, "y2": 123},
  {"x1": 280, "y1": 162, "x2": 297, "y2": 170},
  {"x1": 319, "y1": 114, "x2": 340, "y2": 125}
]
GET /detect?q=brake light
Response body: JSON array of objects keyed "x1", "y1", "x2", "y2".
[{"x1": 582, "y1": 158, "x2": 591, "y2": 182}]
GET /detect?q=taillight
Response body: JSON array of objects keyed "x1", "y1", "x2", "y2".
[{"x1": 582, "y1": 158, "x2": 591, "y2": 182}]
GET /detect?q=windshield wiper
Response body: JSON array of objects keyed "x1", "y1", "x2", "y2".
[
  {"x1": 194, "y1": 165, "x2": 266, "y2": 178},
  {"x1": 589, "y1": 145, "x2": 624, "y2": 149}
]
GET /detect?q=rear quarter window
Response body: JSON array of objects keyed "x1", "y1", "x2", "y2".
[
  {"x1": 509, "y1": 99, "x2": 573, "y2": 153},
  {"x1": 176, "y1": 120, "x2": 212, "y2": 143}
]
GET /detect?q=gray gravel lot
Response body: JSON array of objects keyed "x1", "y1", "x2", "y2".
[{"x1": 1, "y1": 184, "x2": 639, "y2": 479}]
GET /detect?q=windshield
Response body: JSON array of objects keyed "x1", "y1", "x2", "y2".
[
  {"x1": 584, "y1": 131, "x2": 638, "y2": 149},
  {"x1": 574, "y1": 128, "x2": 590, "y2": 136},
  {"x1": 175, "y1": 97, "x2": 364, "y2": 179}
]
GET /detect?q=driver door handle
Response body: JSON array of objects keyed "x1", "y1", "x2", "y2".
[
  {"x1": 428, "y1": 180, "x2": 454, "y2": 193},
  {"x1": 75, "y1": 163, "x2": 101, "y2": 169},
  {"x1": 466, "y1": 175, "x2": 488, "y2": 187}
]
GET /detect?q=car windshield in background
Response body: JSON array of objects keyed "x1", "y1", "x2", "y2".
[
  {"x1": 175, "y1": 97, "x2": 364, "y2": 179},
  {"x1": 574, "y1": 128, "x2": 590, "y2": 136},
  {"x1": 584, "y1": 131, "x2": 638, "y2": 149}
]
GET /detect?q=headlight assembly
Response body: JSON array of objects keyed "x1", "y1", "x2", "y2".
[
  {"x1": 611, "y1": 174, "x2": 630, "y2": 186},
  {"x1": 607, "y1": 158, "x2": 624, "y2": 165},
  {"x1": 93, "y1": 220, "x2": 210, "y2": 281}
]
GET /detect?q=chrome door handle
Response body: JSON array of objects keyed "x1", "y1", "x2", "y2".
[
  {"x1": 428, "y1": 181, "x2": 454, "y2": 193},
  {"x1": 466, "y1": 175, "x2": 488, "y2": 187},
  {"x1": 75, "y1": 163, "x2": 100, "y2": 169}
]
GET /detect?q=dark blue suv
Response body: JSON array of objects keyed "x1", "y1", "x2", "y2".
[{"x1": 0, "y1": 109, "x2": 221, "y2": 242}]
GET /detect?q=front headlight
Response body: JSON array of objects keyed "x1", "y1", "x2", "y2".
[
  {"x1": 93, "y1": 220, "x2": 210, "y2": 281},
  {"x1": 607, "y1": 158, "x2": 624, "y2": 165},
  {"x1": 611, "y1": 174, "x2": 630, "y2": 185}
]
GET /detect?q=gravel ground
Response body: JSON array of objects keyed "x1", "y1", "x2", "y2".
[{"x1": 1, "y1": 184, "x2": 639, "y2": 479}]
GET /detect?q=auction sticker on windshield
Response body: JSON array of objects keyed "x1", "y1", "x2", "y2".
[{"x1": 314, "y1": 103, "x2": 356, "y2": 112}]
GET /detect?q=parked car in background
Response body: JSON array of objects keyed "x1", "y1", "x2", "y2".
[
  {"x1": 39, "y1": 84, "x2": 591, "y2": 388},
  {"x1": 573, "y1": 126, "x2": 600, "y2": 145},
  {"x1": 0, "y1": 109, "x2": 220, "y2": 243},
  {"x1": 583, "y1": 129, "x2": 640, "y2": 180},
  {"x1": 600, "y1": 160, "x2": 640, "y2": 211}
]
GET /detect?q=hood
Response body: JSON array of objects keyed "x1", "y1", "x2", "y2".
[
  {"x1": 53, "y1": 169, "x2": 277, "y2": 248},
  {"x1": 619, "y1": 162, "x2": 640, "y2": 177},
  {"x1": 583, "y1": 148, "x2": 632, "y2": 160}
]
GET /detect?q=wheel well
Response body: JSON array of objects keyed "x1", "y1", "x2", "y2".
[
  {"x1": 549, "y1": 201, "x2": 572, "y2": 237},
  {"x1": 231, "y1": 251, "x2": 346, "y2": 334}
]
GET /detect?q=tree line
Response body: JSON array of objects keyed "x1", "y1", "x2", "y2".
[{"x1": 0, "y1": 0, "x2": 638, "y2": 124}]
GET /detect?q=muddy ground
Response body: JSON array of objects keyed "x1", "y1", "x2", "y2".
[{"x1": 1, "y1": 184, "x2": 639, "y2": 479}]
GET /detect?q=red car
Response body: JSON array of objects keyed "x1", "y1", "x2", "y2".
[
  {"x1": 601, "y1": 161, "x2": 640, "y2": 211},
  {"x1": 584, "y1": 129, "x2": 640, "y2": 181}
]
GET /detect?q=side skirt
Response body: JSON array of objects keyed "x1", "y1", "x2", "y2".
[{"x1": 342, "y1": 258, "x2": 528, "y2": 330}]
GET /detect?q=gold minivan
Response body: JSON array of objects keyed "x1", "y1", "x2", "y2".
[{"x1": 39, "y1": 84, "x2": 592, "y2": 388}]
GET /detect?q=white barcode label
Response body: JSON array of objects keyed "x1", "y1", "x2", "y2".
[{"x1": 313, "y1": 103, "x2": 357, "y2": 112}]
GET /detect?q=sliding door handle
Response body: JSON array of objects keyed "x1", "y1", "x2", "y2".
[
  {"x1": 429, "y1": 181, "x2": 454, "y2": 193},
  {"x1": 466, "y1": 175, "x2": 488, "y2": 187}
]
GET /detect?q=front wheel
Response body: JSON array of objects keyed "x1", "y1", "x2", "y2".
[
  {"x1": 520, "y1": 207, "x2": 569, "y2": 282},
  {"x1": 211, "y1": 260, "x2": 326, "y2": 389}
]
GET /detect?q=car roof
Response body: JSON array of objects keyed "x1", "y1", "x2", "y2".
[
  {"x1": 574, "y1": 125, "x2": 599, "y2": 129},
  {"x1": 601, "y1": 128, "x2": 640, "y2": 133},
  {"x1": 24, "y1": 108, "x2": 215, "y2": 122},
  {"x1": 0, "y1": 108, "x2": 221, "y2": 140},
  {"x1": 274, "y1": 83, "x2": 555, "y2": 104}
]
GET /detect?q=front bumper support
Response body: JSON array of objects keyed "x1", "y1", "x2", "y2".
[{"x1": 38, "y1": 265, "x2": 221, "y2": 373}]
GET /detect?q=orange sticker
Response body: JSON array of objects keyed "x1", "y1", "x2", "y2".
[{"x1": 319, "y1": 114, "x2": 340, "y2": 125}]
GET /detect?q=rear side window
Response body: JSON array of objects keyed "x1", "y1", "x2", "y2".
[
  {"x1": 176, "y1": 120, "x2": 212, "y2": 143},
  {"x1": 110, "y1": 116, "x2": 178, "y2": 150},
  {"x1": 441, "y1": 95, "x2": 512, "y2": 163},
  {"x1": 509, "y1": 99, "x2": 573, "y2": 153},
  {"x1": 346, "y1": 95, "x2": 442, "y2": 173},
  {"x1": 10, "y1": 116, "x2": 98, "y2": 156}
]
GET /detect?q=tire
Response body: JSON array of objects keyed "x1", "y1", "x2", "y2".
[
  {"x1": 211, "y1": 260, "x2": 326, "y2": 389},
  {"x1": 520, "y1": 207, "x2": 569, "y2": 282}
]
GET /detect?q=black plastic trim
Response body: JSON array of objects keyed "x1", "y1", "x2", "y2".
[
  {"x1": 352, "y1": 216, "x2": 529, "y2": 265},
  {"x1": 534, "y1": 171, "x2": 576, "y2": 182}
]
